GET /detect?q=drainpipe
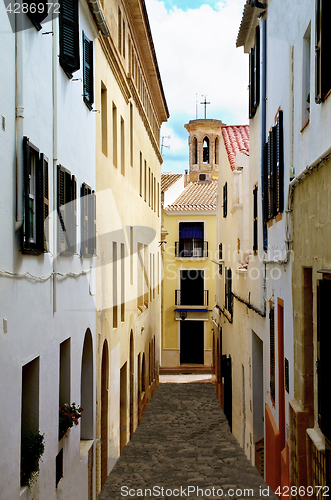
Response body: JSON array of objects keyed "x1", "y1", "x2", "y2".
[
  {"x1": 15, "y1": 13, "x2": 24, "y2": 231},
  {"x1": 52, "y1": 11, "x2": 58, "y2": 313}
]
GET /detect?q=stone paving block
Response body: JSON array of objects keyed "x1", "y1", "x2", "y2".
[{"x1": 98, "y1": 384, "x2": 277, "y2": 500}]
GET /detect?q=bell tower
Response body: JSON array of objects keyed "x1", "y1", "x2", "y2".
[{"x1": 184, "y1": 119, "x2": 225, "y2": 182}]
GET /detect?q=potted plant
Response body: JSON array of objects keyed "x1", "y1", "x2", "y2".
[
  {"x1": 59, "y1": 402, "x2": 83, "y2": 439},
  {"x1": 21, "y1": 431, "x2": 45, "y2": 488}
]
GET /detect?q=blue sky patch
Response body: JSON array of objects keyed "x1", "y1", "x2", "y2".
[{"x1": 162, "y1": 0, "x2": 226, "y2": 12}]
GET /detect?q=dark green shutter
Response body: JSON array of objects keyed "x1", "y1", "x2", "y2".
[
  {"x1": 270, "y1": 306, "x2": 275, "y2": 402},
  {"x1": 249, "y1": 48, "x2": 254, "y2": 118},
  {"x1": 38, "y1": 153, "x2": 49, "y2": 252},
  {"x1": 59, "y1": 0, "x2": 80, "y2": 77},
  {"x1": 276, "y1": 111, "x2": 284, "y2": 215},
  {"x1": 262, "y1": 142, "x2": 268, "y2": 222},
  {"x1": 267, "y1": 129, "x2": 276, "y2": 220},
  {"x1": 254, "y1": 26, "x2": 260, "y2": 110},
  {"x1": 253, "y1": 185, "x2": 258, "y2": 253},
  {"x1": 57, "y1": 165, "x2": 73, "y2": 255},
  {"x1": 81, "y1": 183, "x2": 92, "y2": 257},
  {"x1": 26, "y1": 0, "x2": 48, "y2": 30},
  {"x1": 22, "y1": 137, "x2": 31, "y2": 251},
  {"x1": 223, "y1": 182, "x2": 227, "y2": 218},
  {"x1": 83, "y1": 33, "x2": 94, "y2": 108},
  {"x1": 68, "y1": 175, "x2": 77, "y2": 254}
]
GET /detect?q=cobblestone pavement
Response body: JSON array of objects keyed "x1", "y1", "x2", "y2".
[{"x1": 98, "y1": 383, "x2": 277, "y2": 500}]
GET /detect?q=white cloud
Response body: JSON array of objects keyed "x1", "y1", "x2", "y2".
[{"x1": 145, "y1": 0, "x2": 249, "y2": 172}]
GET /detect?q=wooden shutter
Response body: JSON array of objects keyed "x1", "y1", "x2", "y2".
[
  {"x1": 275, "y1": 111, "x2": 284, "y2": 215},
  {"x1": 67, "y1": 175, "x2": 77, "y2": 254},
  {"x1": 267, "y1": 129, "x2": 276, "y2": 220},
  {"x1": 317, "y1": 279, "x2": 331, "y2": 441},
  {"x1": 228, "y1": 268, "x2": 232, "y2": 315},
  {"x1": 59, "y1": 0, "x2": 80, "y2": 77},
  {"x1": 83, "y1": 33, "x2": 94, "y2": 108},
  {"x1": 269, "y1": 305, "x2": 275, "y2": 403},
  {"x1": 254, "y1": 26, "x2": 260, "y2": 110},
  {"x1": 315, "y1": 0, "x2": 331, "y2": 103},
  {"x1": 224, "y1": 267, "x2": 228, "y2": 310},
  {"x1": 81, "y1": 183, "x2": 92, "y2": 257},
  {"x1": 253, "y1": 185, "x2": 258, "y2": 253}
]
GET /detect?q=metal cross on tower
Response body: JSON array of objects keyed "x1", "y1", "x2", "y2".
[{"x1": 200, "y1": 95, "x2": 210, "y2": 119}]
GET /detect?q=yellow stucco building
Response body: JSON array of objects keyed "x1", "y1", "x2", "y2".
[
  {"x1": 94, "y1": 0, "x2": 168, "y2": 493},
  {"x1": 161, "y1": 119, "x2": 222, "y2": 367}
]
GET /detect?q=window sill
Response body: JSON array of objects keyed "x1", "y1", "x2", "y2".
[
  {"x1": 306, "y1": 427, "x2": 325, "y2": 452},
  {"x1": 80, "y1": 439, "x2": 93, "y2": 458}
]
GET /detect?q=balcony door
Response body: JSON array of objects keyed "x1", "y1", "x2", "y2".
[
  {"x1": 180, "y1": 269, "x2": 204, "y2": 305},
  {"x1": 180, "y1": 320, "x2": 204, "y2": 364}
]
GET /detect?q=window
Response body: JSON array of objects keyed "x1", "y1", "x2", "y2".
[
  {"x1": 315, "y1": 0, "x2": 331, "y2": 103},
  {"x1": 253, "y1": 185, "x2": 258, "y2": 254},
  {"x1": 83, "y1": 33, "x2": 94, "y2": 109},
  {"x1": 118, "y1": 8, "x2": 122, "y2": 53},
  {"x1": 59, "y1": 0, "x2": 80, "y2": 78},
  {"x1": 112, "y1": 103, "x2": 117, "y2": 167},
  {"x1": 139, "y1": 152, "x2": 143, "y2": 196},
  {"x1": 130, "y1": 103, "x2": 133, "y2": 167},
  {"x1": 215, "y1": 137, "x2": 219, "y2": 164},
  {"x1": 218, "y1": 243, "x2": 222, "y2": 275},
  {"x1": 81, "y1": 183, "x2": 96, "y2": 257},
  {"x1": 262, "y1": 110, "x2": 284, "y2": 222},
  {"x1": 57, "y1": 165, "x2": 77, "y2": 255},
  {"x1": 176, "y1": 222, "x2": 206, "y2": 258},
  {"x1": 223, "y1": 182, "x2": 228, "y2": 218},
  {"x1": 121, "y1": 116, "x2": 125, "y2": 176},
  {"x1": 26, "y1": 0, "x2": 48, "y2": 30},
  {"x1": 224, "y1": 268, "x2": 232, "y2": 314},
  {"x1": 23, "y1": 137, "x2": 49, "y2": 253},
  {"x1": 56, "y1": 449, "x2": 63, "y2": 487},
  {"x1": 121, "y1": 244, "x2": 125, "y2": 322},
  {"x1": 317, "y1": 277, "x2": 331, "y2": 441},
  {"x1": 113, "y1": 242, "x2": 117, "y2": 327},
  {"x1": 249, "y1": 25, "x2": 260, "y2": 118},
  {"x1": 203, "y1": 136, "x2": 209, "y2": 163},
  {"x1": 269, "y1": 304, "x2": 275, "y2": 403},
  {"x1": 101, "y1": 82, "x2": 107, "y2": 156},
  {"x1": 302, "y1": 24, "x2": 311, "y2": 127}
]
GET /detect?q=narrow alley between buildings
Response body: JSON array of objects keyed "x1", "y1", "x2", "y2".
[{"x1": 98, "y1": 381, "x2": 276, "y2": 500}]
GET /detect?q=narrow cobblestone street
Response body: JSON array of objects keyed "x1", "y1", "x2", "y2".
[{"x1": 98, "y1": 382, "x2": 277, "y2": 500}]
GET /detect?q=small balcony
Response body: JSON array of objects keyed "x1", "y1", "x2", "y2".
[
  {"x1": 175, "y1": 240, "x2": 208, "y2": 258},
  {"x1": 175, "y1": 289, "x2": 209, "y2": 307}
]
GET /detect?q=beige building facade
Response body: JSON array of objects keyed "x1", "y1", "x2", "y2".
[{"x1": 94, "y1": 0, "x2": 168, "y2": 493}]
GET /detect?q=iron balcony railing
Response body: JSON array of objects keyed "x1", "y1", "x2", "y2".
[
  {"x1": 175, "y1": 240, "x2": 208, "y2": 258},
  {"x1": 175, "y1": 289, "x2": 209, "y2": 307}
]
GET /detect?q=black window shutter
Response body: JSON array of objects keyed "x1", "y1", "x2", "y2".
[
  {"x1": 22, "y1": 137, "x2": 31, "y2": 251},
  {"x1": 254, "y1": 26, "x2": 260, "y2": 110},
  {"x1": 57, "y1": 165, "x2": 73, "y2": 255},
  {"x1": 59, "y1": 0, "x2": 80, "y2": 77},
  {"x1": 223, "y1": 182, "x2": 228, "y2": 218},
  {"x1": 83, "y1": 33, "x2": 94, "y2": 108},
  {"x1": 89, "y1": 190, "x2": 96, "y2": 256},
  {"x1": 228, "y1": 268, "x2": 232, "y2": 315},
  {"x1": 81, "y1": 183, "x2": 92, "y2": 257},
  {"x1": 262, "y1": 142, "x2": 268, "y2": 223},
  {"x1": 37, "y1": 153, "x2": 49, "y2": 252},
  {"x1": 267, "y1": 130, "x2": 276, "y2": 220},
  {"x1": 26, "y1": 0, "x2": 48, "y2": 31},
  {"x1": 269, "y1": 306, "x2": 275, "y2": 402},
  {"x1": 317, "y1": 279, "x2": 331, "y2": 441},
  {"x1": 68, "y1": 175, "x2": 77, "y2": 254},
  {"x1": 253, "y1": 185, "x2": 258, "y2": 254},
  {"x1": 276, "y1": 111, "x2": 284, "y2": 214},
  {"x1": 315, "y1": 0, "x2": 331, "y2": 103},
  {"x1": 249, "y1": 48, "x2": 254, "y2": 118}
]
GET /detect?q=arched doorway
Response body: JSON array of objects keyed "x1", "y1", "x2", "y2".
[
  {"x1": 101, "y1": 340, "x2": 109, "y2": 488},
  {"x1": 129, "y1": 332, "x2": 134, "y2": 437},
  {"x1": 81, "y1": 329, "x2": 93, "y2": 440}
]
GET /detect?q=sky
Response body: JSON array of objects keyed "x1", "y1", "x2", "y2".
[{"x1": 144, "y1": 0, "x2": 249, "y2": 173}]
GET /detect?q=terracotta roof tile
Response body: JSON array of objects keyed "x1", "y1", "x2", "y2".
[
  {"x1": 221, "y1": 125, "x2": 249, "y2": 171},
  {"x1": 165, "y1": 180, "x2": 217, "y2": 212},
  {"x1": 161, "y1": 173, "x2": 183, "y2": 193}
]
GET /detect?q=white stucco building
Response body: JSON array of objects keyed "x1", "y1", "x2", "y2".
[{"x1": 0, "y1": 0, "x2": 103, "y2": 497}]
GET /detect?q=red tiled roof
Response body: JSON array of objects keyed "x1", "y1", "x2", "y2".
[
  {"x1": 222, "y1": 125, "x2": 249, "y2": 171},
  {"x1": 161, "y1": 173, "x2": 183, "y2": 193},
  {"x1": 165, "y1": 180, "x2": 217, "y2": 212}
]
